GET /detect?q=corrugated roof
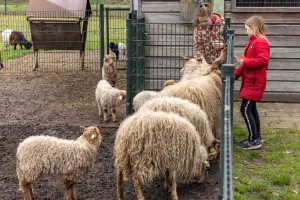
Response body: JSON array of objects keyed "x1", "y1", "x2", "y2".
[{"x1": 27, "y1": 0, "x2": 91, "y2": 18}]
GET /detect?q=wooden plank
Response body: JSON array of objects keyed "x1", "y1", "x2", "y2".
[
  {"x1": 145, "y1": 13, "x2": 182, "y2": 23},
  {"x1": 142, "y1": 2, "x2": 180, "y2": 13},
  {"x1": 234, "y1": 92, "x2": 300, "y2": 102},
  {"x1": 145, "y1": 57, "x2": 300, "y2": 70},
  {"x1": 225, "y1": 1, "x2": 300, "y2": 13},
  {"x1": 235, "y1": 35, "x2": 300, "y2": 47},
  {"x1": 146, "y1": 46, "x2": 300, "y2": 59},
  {"x1": 235, "y1": 47, "x2": 300, "y2": 59},
  {"x1": 234, "y1": 59, "x2": 300, "y2": 70},
  {"x1": 231, "y1": 24, "x2": 300, "y2": 36},
  {"x1": 145, "y1": 68, "x2": 181, "y2": 79},
  {"x1": 146, "y1": 35, "x2": 300, "y2": 47},
  {"x1": 234, "y1": 81, "x2": 300, "y2": 92},
  {"x1": 267, "y1": 71, "x2": 300, "y2": 81},
  {"x1": 145, "y1": 23, "x2": 193, "y2": 35},
  {"x1": 146, "y1": 35, "x2": 193, "y2": 46},
  {"x1": 225, "y1": 13, "x2": 300, "y2": 24}
]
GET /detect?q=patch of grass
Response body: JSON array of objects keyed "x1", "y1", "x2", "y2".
[{"x1": 233, "y1": 125, "x2": 300, "y2": 199}]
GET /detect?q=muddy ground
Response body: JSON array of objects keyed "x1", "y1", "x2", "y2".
[{"x1": 0, "y1": 69, "x2": 219, "y2": 200}]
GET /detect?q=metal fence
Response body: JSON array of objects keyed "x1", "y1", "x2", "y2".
[
  {"x1": 100, "y1": 5, "x2": 129, "y2": 70},
  {"x1": 0, "y1": 5, "x2": 129, "y2": 74}
]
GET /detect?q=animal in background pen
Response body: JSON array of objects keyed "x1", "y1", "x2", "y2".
[
  {"x1": 102, "y1": 54, "x2": 117, "y2": 87},
  {"x1": 2, "y1": 29, "x2": 32, "y2": 51},
  {"x1": 109, "y1": 42, "x2": 127, "y2": 60}
]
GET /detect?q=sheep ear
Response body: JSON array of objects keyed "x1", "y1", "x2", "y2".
[
  {"x1": 80, "y1": 126, "x2": 86, "y2": 130},
  {"x1": 180, "y1": 56, "x2": 191, "y2": 62}
]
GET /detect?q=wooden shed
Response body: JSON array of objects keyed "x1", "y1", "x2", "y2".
[{"x1": 132, "y1": 0, "x2": 300, "y2": 102}]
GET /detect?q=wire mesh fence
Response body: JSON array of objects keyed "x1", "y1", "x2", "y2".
[
  {"x1": 104, "y1": 7, "x2": 129, "y2": 70},
  {"x1": 236, "y1": 0, "x2": 300, "y2": 7},
  {"x1": 0, "y1": 6, "x2": 129, "y2": 74}
]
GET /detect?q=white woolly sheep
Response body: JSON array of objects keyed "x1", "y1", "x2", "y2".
[
  {"x1": 138, "y1": 97, "x2": 218, "y2": 150},
  {"x1": 114, "y1": 111, "x2": 213, "y2": 200},
  {"x1": 16, "y1": 126, "x2": 102, "y2": 200},
  {"x1": 95, "y1": 79, "x2": 126, "y2": 121},
  {"x1": 132, "y1": 80, "x2": 176, "y2": 111},
  {"x1": 2, "y1": 29, "x2": 32, "y2": 51},
  {"x1": 160, "y1": 75, "x2": 222, "y2": 139},
  {"x1": 102, "y1": 54, "x2": 117, "y2": 87}
]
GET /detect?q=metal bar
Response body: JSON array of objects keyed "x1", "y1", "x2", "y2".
[
  {"x1": 106, "y1": 8, "x2": 110, "y2": 55},
  {"x1": 100, "y1": 4, "x2": 104, "y2": 69},
  {"x1": 126, "y1": 12, "x2": 134, "y2": 116}
]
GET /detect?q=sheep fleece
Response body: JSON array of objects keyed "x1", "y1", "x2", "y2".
[
  {"x1": 114, "y1": 111, "x2": 208, "y2": 184},
  {"x1": 16, "y1": 135, "x2": 98, "y2": 182},
  {"x1": 138, "y1": 97, "x2": 215, "y2": 148}
]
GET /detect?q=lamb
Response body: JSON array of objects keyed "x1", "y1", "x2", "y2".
[
  {"x1": 2, "y1": 29, "x2": 32, "y2": 51},
  {"x1": 102, "y1": 54, "x2": 117, "y2": 87},
  {"x1": 114, "y1": 111, "x2": 212, "y2": 200},
  {"x1": 16, "y1": 126, "x2": 102, "y2": 200},
  {"x1": 138, "y1": 97, "x2": 218, "y2": 150},
  {"x1": 95, "y1": 79, "x2": 126, "y2": 121},
  {"x1": 109, "y1": 42, "x2": 127, "y2": 60}
]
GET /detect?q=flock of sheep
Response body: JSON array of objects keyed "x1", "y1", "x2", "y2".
[{"x1": 15, "y1": 48, "x2": 225, "y2": 200}]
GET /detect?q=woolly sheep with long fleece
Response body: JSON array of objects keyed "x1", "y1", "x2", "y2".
[
  {"x1": 95, "y1": 79, "x2": 126, "y2": 121},
  {"x1": 114, "y1": 111, "x2": 209, "y2": 200},
  {"x1": 16, "y1": 126, "x2": 102, "y2": 200},
  {"x1": 138, "y1": 97, "x2": 215, "y2": 149},
  {"x1": 162, "y1": 76, "x2": 222, "y2": 139}
]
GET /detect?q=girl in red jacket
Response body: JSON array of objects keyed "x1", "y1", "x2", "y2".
[{"x1": 235, "y1": 16, "x2": 270, "y2": 150}]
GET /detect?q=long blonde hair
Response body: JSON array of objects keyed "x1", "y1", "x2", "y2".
[
  {"x1": 245, "y1": 15, "x2": 269, "y2": 44},
  {"x1": 193, "y1": 3, "x2": 212, "y2": 27}
]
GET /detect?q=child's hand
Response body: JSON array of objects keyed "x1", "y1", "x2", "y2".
[
  {"x1": 238, "y1": 59, "x2": 244, "y2": 65},
  {"x1": 212, "y1": 42, "x2": 224, "y2": 50}
]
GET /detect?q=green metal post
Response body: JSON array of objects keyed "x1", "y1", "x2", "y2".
[
  {"x1": 100, "y1": 4, "x2": 104, "y2": 69},
  {"x1": 126, "y1": 13, "x2": 134, "y2": 116},
  {"x1": 106, "y1": 8, "x2": 110, "y2": 55},
  {"x1": 5, "y1": 0, "x2": 7, "y2": 14},
  {"x1": 218, "y1": 29, "x2": 235, "y2": 200}
]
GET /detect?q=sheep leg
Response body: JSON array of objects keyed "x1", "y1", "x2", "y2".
[
  {"x1": 97, "y1": 100, "x2": 102, "y2": 116},
  {"x1": 14, "y1": 44, "x2": 17, "y2": 50},
  {"x1": 20, "y1": 181, "x2": 34, "y2": 200},
  {"x1": 164, "y1": 170, "x2": 171, "y2": 192},
  {"x1": 170, "y1": 172, "x2": 178, "y2": 200},
  {"x1": 111, "y1": 107, "x2": 117, "y2": 122},
  {"x1": 214, "y1": 138, "x2": 220, "y2": 152},
  {"x1": 103, "y1": 107, "x2": 109, "y2": 122},
  {"x1": 116, "y1": 170, "x2": 124, "y2": 200},
  {"x1": 132, "y1": 175, "x2": 144, "y2": 200},
  {"x1": 33, "y1": 50, "x2": 39, "y2": 71},
  {"x1": 62, "y1": 175, "x2": 77, "y2": 200}
]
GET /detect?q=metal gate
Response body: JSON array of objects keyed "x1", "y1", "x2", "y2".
[{"x1": 99, "y1": 5, "x2": 129, "y2": 70}]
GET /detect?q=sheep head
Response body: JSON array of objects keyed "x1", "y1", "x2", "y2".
[
  {"x1": 117, "y1": 90, "x2": 126, "y2": 101},
  {"x1": 79, "y1": 126, "x2": 102, "y2": 147},
  {"x1": 24, "y1": 41, "x2": 32, "y2": 50},
  {"x1": 180, "y1": 55, "x2": 211, "y2": 77}
]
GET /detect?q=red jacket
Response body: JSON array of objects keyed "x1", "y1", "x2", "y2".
[{"x1": 235, "y1": 35, "x2": 270, "y2": 101}]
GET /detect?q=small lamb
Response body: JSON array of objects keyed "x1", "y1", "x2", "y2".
[
  {"x1": 95, "y1": 79, "x2": 126, "y2": 122},
  {"x1": 2, "y1": 29, "x2": 32, "y2": 51},
  {"x1": 102, "y1": 54, "x2": 117, "y2": 87},
  {"x1": 109, "y1": 42, "x2": 127, "y2": 60},
  {"x1": 16, "y1": 126, "x2": 102, "y2": 200}
]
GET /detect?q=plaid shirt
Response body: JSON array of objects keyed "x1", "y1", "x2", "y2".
[{"x1": 193, "y1": 12, "x2": 225, "y2": 64}]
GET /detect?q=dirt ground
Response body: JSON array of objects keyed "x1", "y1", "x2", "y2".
[{"x1": 0, "y1": 70, "x2": 220, "y2": 200}]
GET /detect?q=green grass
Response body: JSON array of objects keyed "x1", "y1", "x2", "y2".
[
  {"x1": 0, "y1": 1, "x2": 128, "y2": 62},
  {"x1": 233, "y1": 125, "x2": 300, "y2": 199}
]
